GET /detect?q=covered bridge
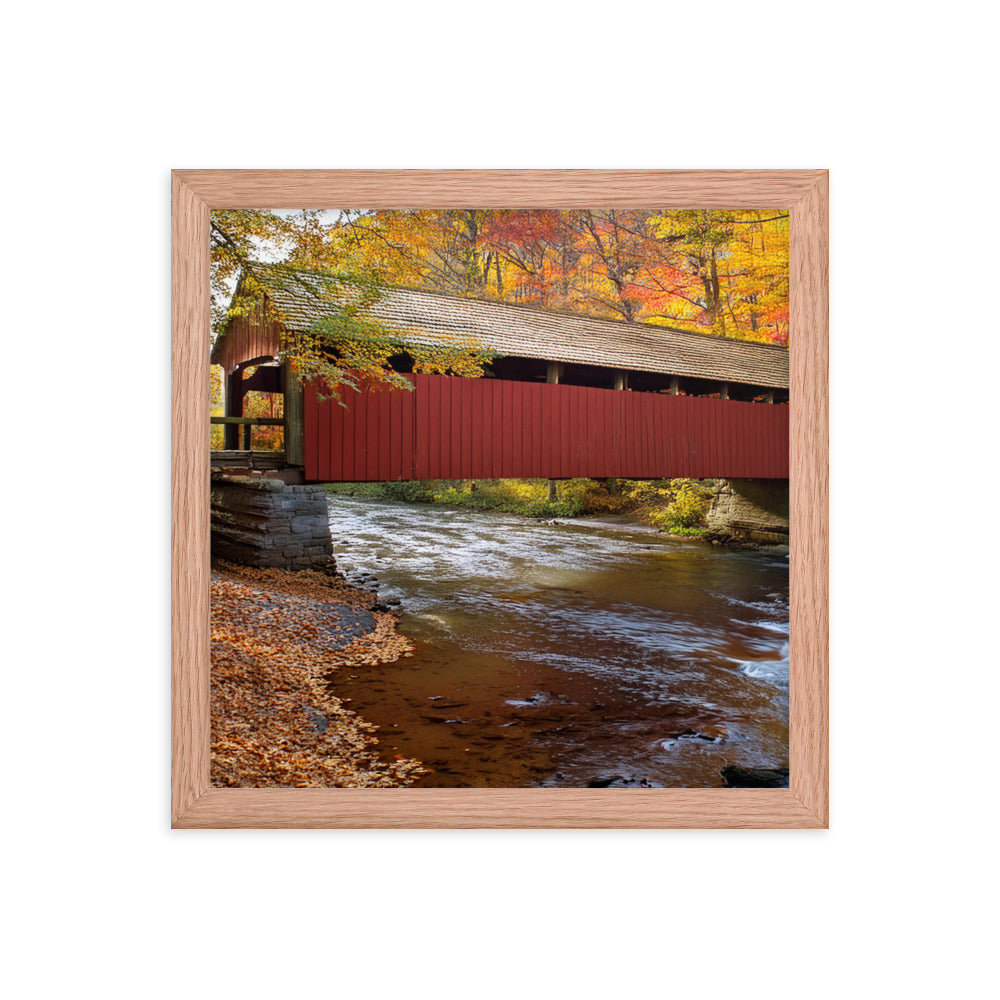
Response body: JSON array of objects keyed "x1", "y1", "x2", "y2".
[{"x1": 211, "y1": 265, "x2": 789, "y2": 482}]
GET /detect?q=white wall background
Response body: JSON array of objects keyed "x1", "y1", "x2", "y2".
[{"x1": 3, "y1": 2, "x2": 995, "y2": 997}]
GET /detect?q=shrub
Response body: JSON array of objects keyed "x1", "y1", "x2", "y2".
[
  {"x1": 323, "y1": 482, "x2": 388, "y2": 498},
  {"x1": 652, "y1": 481, "x2": 713, "y2": 533},
  {"x1": 431, "y1": 485, "x2": 485, "y2": 506},
  {"x1": 555, "y1": 479, "x2": 626, "y2": 514},
  {"x1": 325, "y1": 476, "x2": 713, "y2": 530},
  {"x1": 380, "y1": 480, "x2": 435, "y2": 502},
  {"x1": 523, "y1": 498, "x2": 583, "y2": 518},
  {"x1": 617, "y1": 479, "x2": 675, "y2": 510}
]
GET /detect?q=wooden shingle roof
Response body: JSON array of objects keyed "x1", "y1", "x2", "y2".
[{"x1": 244, "y1": 265, "x2": 789, "y2": 390}]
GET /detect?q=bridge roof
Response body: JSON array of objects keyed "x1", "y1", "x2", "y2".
[{"x1": 239, "y1": 265, "x2": 789, "y2": 389}]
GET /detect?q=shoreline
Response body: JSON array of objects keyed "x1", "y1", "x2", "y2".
[
  {"x1": 210, "y1": 560, "x2": 425, "y2": 788},
  {"x1": 323, "y1": 478, "x2": 716, "y2": 534},
  {"x1": 328, "y1": 490, "x2": 787, "y2": 550}
]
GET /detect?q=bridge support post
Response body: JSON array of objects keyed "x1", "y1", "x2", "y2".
[
  {"x1": 545, "y1": 364, "x2": 566, "y2": 501},
  {"x1": 669, "y1": 376, "x2": 679, "y2": 395},
  {"x1": 224, "y1": 366, "x2": 245, "y2": 450},
  {"x1": 283, "y1": 362, "x2": 304, "y2": 466}
]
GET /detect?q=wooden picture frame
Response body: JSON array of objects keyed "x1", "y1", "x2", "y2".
[{"x1": 172, "y1": 169, "x2": 828, "y2": 828}]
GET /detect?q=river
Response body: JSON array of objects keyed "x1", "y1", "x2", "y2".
[{"x1": 328, "y1": 495, "x2": 789, "y2": 788}]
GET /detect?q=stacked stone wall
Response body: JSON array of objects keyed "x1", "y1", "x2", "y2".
[
  {"x1": 705, "y1": 478, "x2": 790, "y2": 545},
  {"x1": 210, "y1": 475, "x2": 334, "y2": 571}
]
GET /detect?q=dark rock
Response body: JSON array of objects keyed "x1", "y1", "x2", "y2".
[
  {"x1": 588, "y1": 776, "x2": 622, "y2": 788},
  {"x1": 676, "y1": 725, "x2": 728, "y2": 742},
  {"x1": 588, "y1": 776, "x2": 661, "y2": 789},
  {"x1": 699, "y1": 724, "x2": 729, "y2": 740},
  {"x1": 301, "y1": 706, "x2": 328, "y2": 733},
  {"x1": 721, "y1": 764, "x2": 789, "y2": 788}
]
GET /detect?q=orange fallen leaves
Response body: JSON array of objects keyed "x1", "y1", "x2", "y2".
[{"x1": 210, "y1": 561, "x2": 426, "y2": 788}]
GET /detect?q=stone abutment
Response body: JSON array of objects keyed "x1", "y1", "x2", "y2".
[
  {"x1": 705, "y1": 478, "x2": 789, "y2": 545},
  {"x1": 210, "y1": 475, "x2": 334, "y2": 571}
]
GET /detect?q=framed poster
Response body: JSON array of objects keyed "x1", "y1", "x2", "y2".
[{"x1": 172, "y1": 169, "x2": 828, "y2": 828}]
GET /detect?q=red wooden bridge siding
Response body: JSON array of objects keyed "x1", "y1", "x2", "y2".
[{"x1": 303, "y1": 374, "x2": 788, "y2": 482}]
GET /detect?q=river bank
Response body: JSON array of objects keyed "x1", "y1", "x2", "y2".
[
  {"x1": 324, "y1": 477, "x2": 715, "y2": 535},
  {"x1": 210, "y1": 560, "x2": 425, "y2": 787},
  {"x1": 210, "y1": 494, "x2": 789, "y2": 789}
]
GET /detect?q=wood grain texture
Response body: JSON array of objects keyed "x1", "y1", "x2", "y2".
[
  {"x1": 789, "y1": 173, "x2": 830, "y2": 826},
  {"x1": 305, "y1": 375, "x2": 790, "y2": 482},
  {"x1": 172, "y1": 169, "x2": 826, "y2": 209},
  {"x1": 171, "y1": 169, "x2": 829, "y2": 829},
  {"x1": 174, "y1": 788, "x2": 824, "y2": 829},
  {"x1": 171, "y1": 175, "x2": 211, "y2": 823}
]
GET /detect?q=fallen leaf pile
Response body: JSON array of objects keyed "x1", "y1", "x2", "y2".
[{"x1": 210, "y1": 560, "x2": 426, "y2": 788}]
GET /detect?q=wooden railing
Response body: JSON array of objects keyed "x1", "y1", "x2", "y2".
[{"x1": 210, "y1": 416, "x2": 284, "y2": 451}]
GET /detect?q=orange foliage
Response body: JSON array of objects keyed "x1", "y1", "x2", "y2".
[{"x1": 325, "y1": 209, "x2": 789, "y2": 344}]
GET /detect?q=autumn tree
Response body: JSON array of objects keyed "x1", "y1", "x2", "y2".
[
  {"x1": 211, "y1": 210, "x2": 495, "y2": 400},
  {"x1": 649, "y1": 210, "x2": 789, "y2": 342},
  {"x1": 258, "y1": 208, "x2": 790, "y2": 346}
]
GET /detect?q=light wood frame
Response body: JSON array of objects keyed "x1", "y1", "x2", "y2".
[{"x1": 172, "y1": 170, "x2": 828, "y2": 829}]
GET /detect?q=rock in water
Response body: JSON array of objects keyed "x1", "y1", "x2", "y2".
[
  {"x1": 721, "y1": 764, "x2": 789, "y2": 788},
  {"x1": 588, "y1": 776, "x2": 622, "y2": 788},
  {"x1": 588, "y1": 776, "x2": 661, "y2": 788}
]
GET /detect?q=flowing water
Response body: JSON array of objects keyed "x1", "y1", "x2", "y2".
[{"x1": 328, "y1": 495, "x2": 789, "y2": 788}]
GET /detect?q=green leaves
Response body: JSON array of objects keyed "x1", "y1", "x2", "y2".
[{"x1": 211, "y1": 212, "x2": 495, "y2": 399}]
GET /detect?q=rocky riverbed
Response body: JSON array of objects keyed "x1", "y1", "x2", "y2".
[{"x1": 210, "y1": 560, "x2": 426, "y2": 787}]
